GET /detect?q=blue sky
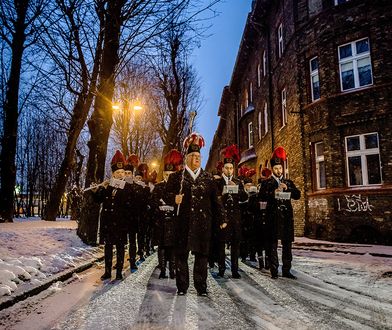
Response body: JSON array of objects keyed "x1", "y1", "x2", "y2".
[{"x1": 192, "y1": 0, "x2": 253, "y2": 167}]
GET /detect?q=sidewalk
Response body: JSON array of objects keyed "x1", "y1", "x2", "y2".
[
  {"x1": 292, "y1": 237, "x2": 392, "y2": 258},
  {"x1": 0, "y1": 254, "x2": 104, "y2": 310}
]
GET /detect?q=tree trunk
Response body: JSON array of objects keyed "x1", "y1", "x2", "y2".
[
  {"x1": 78, "y1": 0, "x2": 124, "y2": 244},
  {"x1": 44, "y1": 98, "x2": 93, "y2": 221},
  {"x1": 0, "y1": 0, "x2": 28, "y2": 222}
]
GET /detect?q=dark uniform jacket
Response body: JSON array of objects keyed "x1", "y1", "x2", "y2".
[
  {"x1": 164, "y1": 168, "x2": 226, "y2": 255},
  {"x1": 151, "y1": 180, "x2": 176, "y2": 247},
  {"x1": 123, "y1": 181, "x2": 145, "y2": 233},
  {"x1": 215, "y1": 176, "x2": 248, "y2": 242},
  {"x1": 93, "y1": 185, "x2": 129, "y2": 245},
  {"x1": 258, "y1": 177, "x2": 301, "y2": 242}
]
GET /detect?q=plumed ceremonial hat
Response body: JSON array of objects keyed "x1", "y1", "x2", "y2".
[
  {"x1": 163, "y1": 149, "x2": 183, "y2": 172},
  {"x1": 149, "y1": 170, "x2": 158, "y2": 184},
  {"x1": 124, "y1": 154, "x2": 139, "y2": 171},
  {"x1": 111, "y1": 150, "x2": 126, "y2": 172},
  {"x1": 222, "y1": 144, "x2": 240, "y2": 165},
  {"x1": 238, "y1": 166, "x2": 256, "y2": 183},
  {"x1": 270, "y1": 146, "x2": 287, "y2": 168},
  {"x1": 135, "y1": 163, "x2": 149, "y2": 179},
  {"x1": 260, "y1": 160, "x2": 272, "y2": 178},
  {"x1": 183, "y1": 132, "x2": 205, "y2": 155}
]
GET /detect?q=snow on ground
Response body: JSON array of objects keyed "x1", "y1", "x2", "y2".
[
  {"x1": 0, "y1": 220, "x2": 391, "y2": 329},
  {"x1": 0, "y1": 218, "x2": 102, "y2": 298}
]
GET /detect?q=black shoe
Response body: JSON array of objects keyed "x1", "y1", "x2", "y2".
[
  {"x1": 139, "y1": 256, "x2": 145, "y2": 262},
  {"x1": 241, "y1": 258, "x2": 246, "y2": 263},
  {"x1": 282, "y1": 272, "x2": 297, "y2": 279},
  {"x1": 271, "y1": 274, "x2": 278, "y2": 279},
  {"x1": 115, "y1": 272, "x2": 123, "y2": 280},
  {"x1": 218, "y1": 270, "x2": 225, "y2": 277},
  {"x1": 197, "y1": 291, "x2": 208, "y2": 297},
  {"x1": 159, "y1": 271, "x2": 168, "y2": 279},
  {"x1": 177, "y1": 290, "x2": 187, "y2": 296},
  {"x1": 100, "y1": 272, "x2": 111, "y2": 280},
  {"x1": 130, "y1": 263, "x2": 138, "y2": 271},
  {"x1": 169, "y1": 271, "x2": 175, "y2": 279},
  {"x1": 232, "y1": 272, "x2": 241, "y2": 279}
]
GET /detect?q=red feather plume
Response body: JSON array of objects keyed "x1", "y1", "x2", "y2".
[
  {"x1": 183, "y1": 132, "x2": 205, "y2": 149},
  {"x1": 245, "y1": 168, "x2": 256, "y2": 178},
  {"x1": 164, "y1": 149, "x2": 183, "y2": 166},
  {"x1": 223, "y1": 144, "x2": 240, "y2": 164},
  {"x1": 111, "y1": 150, "x2": 125, "y2": 165},
  {"x1": 127, "y1": 154, "x2": 139, "y2": 166},
  {"x1": 272, "y1": 146, "x2": 287, "y2": 161}
]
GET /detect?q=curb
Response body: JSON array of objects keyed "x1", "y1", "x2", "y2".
[
  {"x1": 0, "y1": 254, "x2": 104, "y2": 311},
  {"x1": 291, "y1": 245, "x2": 392, "y2": 258}
]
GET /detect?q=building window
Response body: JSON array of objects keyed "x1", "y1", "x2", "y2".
[
  {"x1": 248, "y1": 122, "x2": 253, "y2": 148},
  {"x1": 315, "y1": 142, "x2": 326, "y2": 189},
  {"x1": 264, "y1": 102, "x2": 268, "y2": 134},
  {"x1": 263, "y1": 51, "x2": 267, "y2": 76},
  {"x1": 245, "y1": 89, "x2": 249, "y2": 108},
  {"x1": 257, "y1": 64, "x2": 261, "y2": 87},
  {"x1": 338, "y1": 38, "x2": 373, "y2": 91},
  {"x1": 258, "y1": 111, "x2": 262, "y2": 140},
  {"x1": 335, "y1": 0, "x2": 350, "y2": 5},
  {"x1": 310, "y1": 57, "x2": 320, "y2": 101},
  {"x1": 345, "y1": 133, "x2": 381, "y2": 186},
  {"x1": 281, "y1": 88, "x2": 287, "y2": 126},
  {"x1": 249, "y1": 82, "x2": 253, "y2": 103},
  {"x1": 278, "y1": 23, "x2": 284, "y2": 58}
]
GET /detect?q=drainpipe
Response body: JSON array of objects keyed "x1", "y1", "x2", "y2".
[{"x1": 266, "y1": 26, "x2": 275, "y2": 152}]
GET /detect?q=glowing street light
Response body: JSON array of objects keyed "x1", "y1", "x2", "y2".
[{"x1": 112, "y1": 103, "x2": 121, "y2": 110}]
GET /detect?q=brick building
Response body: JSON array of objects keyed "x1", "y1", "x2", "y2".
[{"x1": 206, "y1": 0, "x2": 392, "y2": 244}]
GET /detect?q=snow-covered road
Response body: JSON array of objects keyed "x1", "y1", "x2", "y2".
[{"x1": 2, "y1": 249, "x2": 391, "y2": 330}]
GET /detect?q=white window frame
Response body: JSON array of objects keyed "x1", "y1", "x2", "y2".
[
  {"x1": 245, "y1": 89, "x2": 249, "y2": 108},
  {"x1": 248, "y1": 122, "x2": 253, "y2": 148},
  {"x1": 281, "y1": 88, "x2": 287, "y2": 127},
  {"x1": 310, "y1": 56, "x2": 320, "y2": 102},
  {"x1": 315, "y1": 142, "x2": 326, "y2": 189},
  {"x1": 338, "y1": 37, "x2": 373, "y2": 92},
  {"x1": 264, "y1": 102, "x2": 268, "y2": 135},
  {"x1": 345, "y1": 132, "x2": 381, "y2": 187},
  {"x1": 284, "y1": 159, "x2": 289, "y2": 179},
  {"x1": 257, "y1": 64, "x2": 261, "y2": 87},
  {"x1": 258, "y1": 111, "x2": 262, "y2": 140},
  {"x1": 249, "y1": 82, "x2": 253, "y2": 103},
  {"x1": 278, "y1": 23, "x2": 284, "y2": 58},
  {"x1": 263, "y1": 51, "x2": 267, "y2": 76}
]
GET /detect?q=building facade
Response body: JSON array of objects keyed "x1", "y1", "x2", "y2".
[{"x1": 206, "y1": 0, "x2": 392, "y2": 244}]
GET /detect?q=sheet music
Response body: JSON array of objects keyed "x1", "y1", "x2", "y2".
[
  {"x1": 109, "y1": 177, "x2": 126, "y2": 189},
  {"x1": 222, "y1": 185, "x2": 239, "y2": 194}
]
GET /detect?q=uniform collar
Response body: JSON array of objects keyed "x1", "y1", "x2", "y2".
[
  {"x1": 222, "y1": 173, "x2": 232, "y2": 184},
  {"x1": 185, "y1": 165, "x2": 201, "y2": 180}
]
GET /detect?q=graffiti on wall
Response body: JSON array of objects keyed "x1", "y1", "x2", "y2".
[{"x1": 337, "y1": 194, "x2": 374, "y2": 213}]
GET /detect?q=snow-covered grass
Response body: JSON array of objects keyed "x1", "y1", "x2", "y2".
[{"x1": 0, "y1": 218, "x2": 102, "y2": 298}]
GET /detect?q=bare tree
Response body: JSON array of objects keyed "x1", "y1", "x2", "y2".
[
  {"x1": 41, "y1": 0, "x2": 105, "y2": 221},
  {"x1": 0, "y1": 0, "x2": 47, "y2": 222},
  {"x1": 111, "y1": 63, "x2": 162, "y2": 161}
]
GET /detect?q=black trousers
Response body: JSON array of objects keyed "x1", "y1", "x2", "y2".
[
  {"x1": 269, "y1": 240, "x2": 292, "y2": 276},
  {"x1": 128, "y1": 230, "x2": 137, "y2": 263},
  {"x1": 104, "y1": 243, "x2": 125, "y2": 274},
  {"x1": 175, "y1": 249, "x2": 208, "y2": 294},
  {"x1": 218, "y1": 239, "x2": 240, "y2": 274},
  {"x1": 158, "y1": 246, "x2": 175, "y2": 275}
]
